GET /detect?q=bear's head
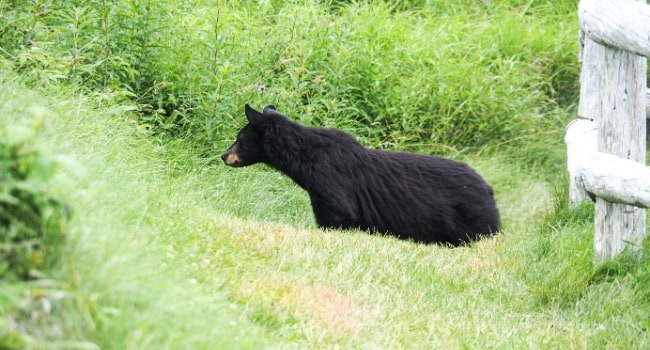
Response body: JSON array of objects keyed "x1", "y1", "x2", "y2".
[{"x1": 221, "y1": 104, "x2": 278, "y2": 167}]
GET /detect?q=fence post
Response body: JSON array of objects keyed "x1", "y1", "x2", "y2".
[
  {"x1": 578, "y1": 34, "x2": 646, "y2": 264},
  {"x1": 594, "y1": 43, "x2": 646, "y2": 264},
  {"x1": 578, "y1": 0, "x2": 649, "y2": 264}
]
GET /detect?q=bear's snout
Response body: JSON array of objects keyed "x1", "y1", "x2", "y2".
[{"x1": 221, "y1": 146, "x2": 242, "y2": 167}]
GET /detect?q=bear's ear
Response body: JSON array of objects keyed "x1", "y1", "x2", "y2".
[
  {"x1": 245, "y1": 104, "x2": 265, "y2": 126},
  {"x1": 262, "y1": 105, "x2": 277, "y2": 114}
]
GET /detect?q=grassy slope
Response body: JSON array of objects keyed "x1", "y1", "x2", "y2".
[
  {"x1": 1, "y1": 74, "x2": 274, "y2": 349},
  {"x1": 2, "y1": 71, "x2": 650, "y2": 349}
]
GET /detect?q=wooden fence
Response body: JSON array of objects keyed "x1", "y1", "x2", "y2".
[{"x1": 565, "y1": 0, "x2": 650, "y2": 264}]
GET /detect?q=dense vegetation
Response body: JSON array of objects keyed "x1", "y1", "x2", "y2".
[
  {"x1": 0, "y1": 117, "x2": 70, "y2": 283},
  {"x1": 2, "y1": 0, "x2": 578, "y2": 154},
  {"x1": 1, "y1": 0, "x2": 649, "y2": 348}
]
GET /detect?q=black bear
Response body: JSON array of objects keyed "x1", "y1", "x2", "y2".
[{"x1": 221, "y1": 104, "x2": 500, "y2": 246}]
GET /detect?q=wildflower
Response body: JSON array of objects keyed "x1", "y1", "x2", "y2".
[
  {"x1": 258, "y1": 84, "x2": 266, "y2": 92},
  {"x1": 28, "y1": 39, "x2": 35, "y2": 46}
]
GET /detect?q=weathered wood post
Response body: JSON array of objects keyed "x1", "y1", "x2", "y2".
[{"x1": 571, "y1": 0, "x2": 650, "y2": 264}]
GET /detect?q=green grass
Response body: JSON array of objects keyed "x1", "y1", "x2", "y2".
[
  {"x1": 2, "y1": 70, "x2": 649, "y2": 349},
  {"x1": 1, "y1": 0, "x2": 579, "y2": 154},
  {"x1": 0, "y1": 73, "x2": 275, "y2": 349},
  {"x1": 2, "y1": 0, "x2": 650, "y2": 348}
]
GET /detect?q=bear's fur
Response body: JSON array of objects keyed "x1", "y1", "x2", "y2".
[{"x1": 221, "y1": 104, "x2": 500, "y2": 246}]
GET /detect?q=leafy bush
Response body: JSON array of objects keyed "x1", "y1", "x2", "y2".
[
  {"x1": 0, "y1": 0, "x2": 580, "y2": 155},
  {"x1": 0, "y1": 112, "x2": 77, "y2": 348},
  {"x1": 0, "y1": 118, "x2": 71, "y2": 281}
]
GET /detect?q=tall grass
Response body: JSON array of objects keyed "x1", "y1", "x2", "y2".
[
  {"x1": 2, "y1": 0, "x2": 650, "y2": 348},
  {"x1": 0, "y1": 71, "x2": 276, "y2": 349},
  {"x1": 1, "y1": 69, "x2": 649, "y2": 348},
  {"x1": 1, "y1": 0, "x2": 579, "y2": 156}
]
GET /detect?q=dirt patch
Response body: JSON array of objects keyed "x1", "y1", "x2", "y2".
[{"x1": 237, "y1": 275, "x2": 378, "y2": 343}]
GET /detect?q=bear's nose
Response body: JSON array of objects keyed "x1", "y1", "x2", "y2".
[{"x1": 221, "y1": 147, "x2": 242, "y2": 167}]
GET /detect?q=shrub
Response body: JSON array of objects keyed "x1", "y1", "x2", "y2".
[
  {"x1": 0, "y1": 0, "x2": 580, "y2": 154},
  {"x1": 0, "y1": 117, "x2": 71, "y2": 281}
]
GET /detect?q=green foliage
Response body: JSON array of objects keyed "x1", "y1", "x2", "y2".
[
  {"x1": 4, "y1": 0, "x2": 650, "y2": 348},
  {"x1": 0, "y1": 111, "x2": 76, "y2": 349},
  {"x1": 0, "y1": 116, "x2": 71, "y2": 281},
  {"x1": 0, "y1": 0, "x2": 580, "y2": 154},
  {"x1": 2, "y1": 65, "x2": 650, "y2": 348}
]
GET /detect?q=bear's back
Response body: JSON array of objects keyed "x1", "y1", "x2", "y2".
[{"x1": 310, "y1": 147, "x2": 500, "y2": 245}]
